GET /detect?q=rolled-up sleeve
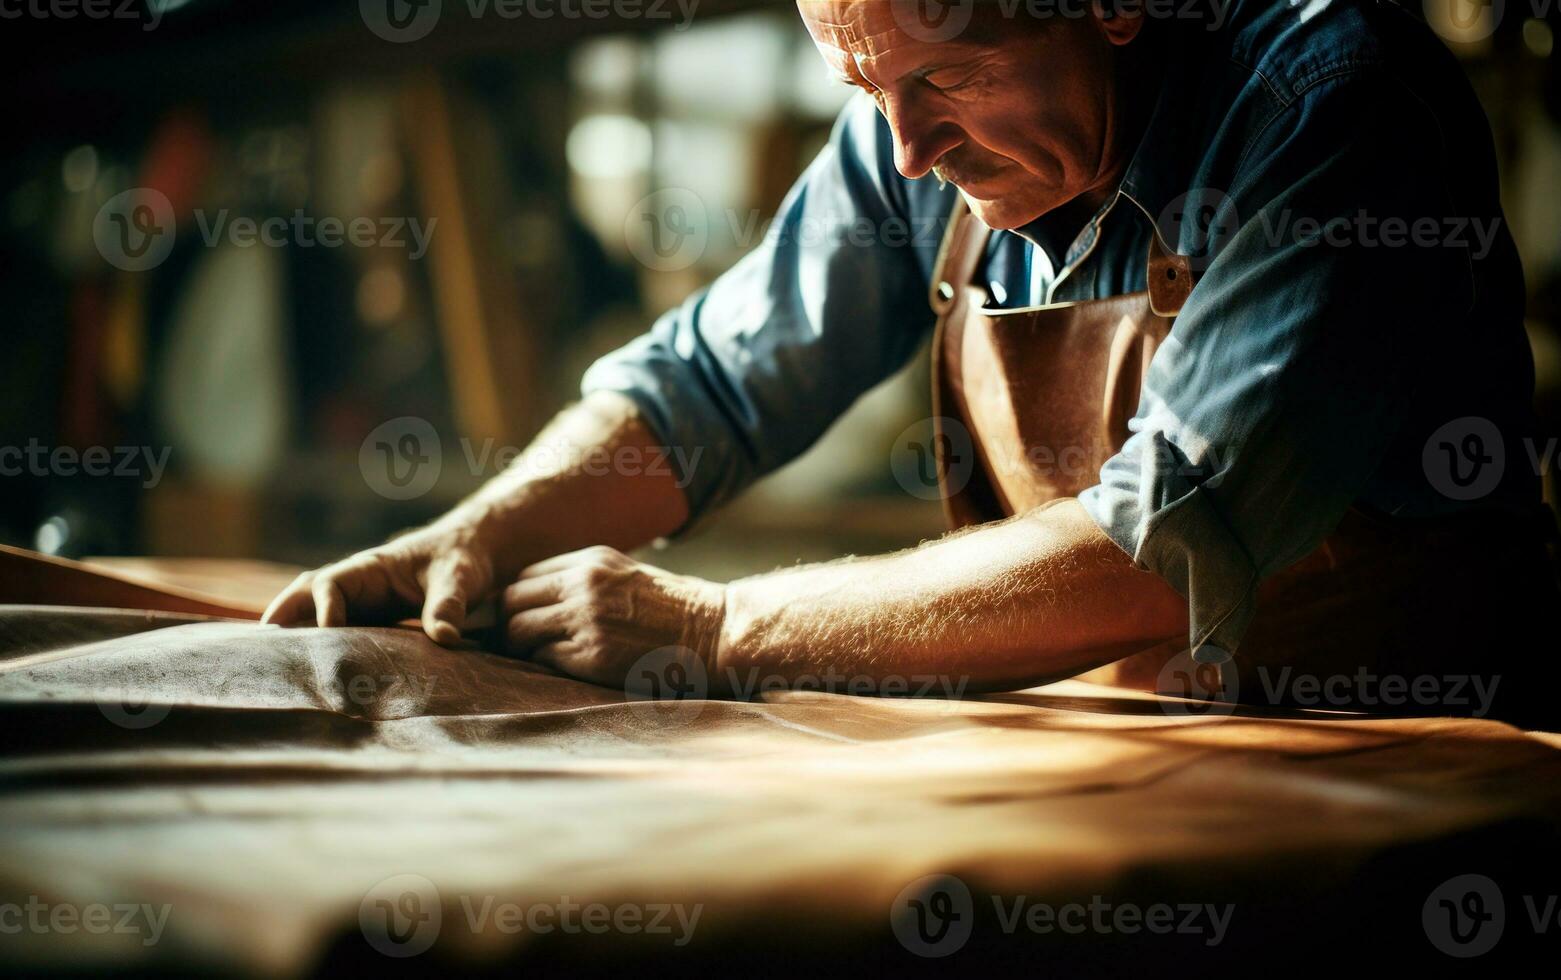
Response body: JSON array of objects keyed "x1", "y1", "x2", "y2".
[
  {"x1": 582, "y1": 95, "x2": 947, "y2": 529},
  {"x1": 1079, "y1": 71, "x2": 1478, "y2": 659}
]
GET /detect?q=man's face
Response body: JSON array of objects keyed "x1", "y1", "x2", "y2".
[{"x1": 798, "y1": 1, "x2": 1136, "y2": 229}]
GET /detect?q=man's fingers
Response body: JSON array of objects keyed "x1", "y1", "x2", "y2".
[
  {"x1": 420, "y1": 556, "x2": 475, "y2": 646},
  {"x1": 526, "y1": 640, "x2": 582, "y2": 674},
  {"x1": 505, "y1": 607, "x2": 571, "y2": 655},
  {"x1": 515, "y1": 545, "x2": 623, "y2": 581},
  {"x1": 312, "y1": 576, "x2": 347, "y2": 628},
  {"x1": 514, "y1": 551, "x2": 587, "y2": 580},
  {"x1": 502, "y1": 574, "x2": 564, "y2": 617},
  {"x1": 261, "y1": 572, "x2": 315, "y2": 625}
]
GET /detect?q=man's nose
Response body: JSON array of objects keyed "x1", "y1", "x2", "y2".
[{"x1": 882, "y1": 95, "x2": 963, "y2": 181}]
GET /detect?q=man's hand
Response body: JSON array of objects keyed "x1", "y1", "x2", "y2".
[
  {"x1": 260, "y1": 392, "x2": 693, "y2": 646},
  {"x1": 502, "y1": 546, "x2": 726, "y2": 689},
  {"x1": 262, "y1": 519, "x2": 495, "y2": 645}
]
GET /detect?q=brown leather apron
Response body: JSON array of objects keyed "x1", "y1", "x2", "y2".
[{"x1": 925, "y1": 197, "x2": 1561, "y2": 724}]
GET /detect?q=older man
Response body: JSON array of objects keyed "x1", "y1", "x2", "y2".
[{"x1": 267, "y1": 1, "x2": 1557, "y2": 717}]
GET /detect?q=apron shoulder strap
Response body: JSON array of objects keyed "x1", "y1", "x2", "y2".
[
  {"x1": 929, "y1": 195, "x2": 992, "y2": 316},
  {"x1": 929, "y1": 193, "x2": 1198, "y2": 318},
  {"x1": 1146, "y1": 232, "x2": 1196, "y2": 318}
]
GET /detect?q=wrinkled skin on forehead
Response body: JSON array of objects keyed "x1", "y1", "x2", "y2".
[{"x1": 797, "y1": 0, "x2": 1143, "y2": 229}]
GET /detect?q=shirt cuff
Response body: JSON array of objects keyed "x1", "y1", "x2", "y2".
[
  {"x1": 1078, "y1": 432, "x2": 1258, "y2": 663},
  {"x1": 579, "y1": 321, "x2": 747, "y2": 538}
]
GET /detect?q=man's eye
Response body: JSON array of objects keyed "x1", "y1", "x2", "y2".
[{"x1": 923, "y1": 68, "x2": 978, "y2": 93}]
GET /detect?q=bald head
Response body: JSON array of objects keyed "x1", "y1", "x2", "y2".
[{"x1": 797, "y1": 0, "x2": 1146, "y2": 228}]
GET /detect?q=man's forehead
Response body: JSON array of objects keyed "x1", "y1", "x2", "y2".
[
  {"x1": 799, "y1": 0, "x2": 980, "y2": 81},
  {"x1": 797, "y1": 0, "x2": 917, "y2": 66},
  {"x1": 797, "y1": 1, "x2": 896, "y2": 47}
]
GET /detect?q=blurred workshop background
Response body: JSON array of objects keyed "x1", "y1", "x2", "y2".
[{"x1": 1, "y1": 0, "x2": 1559, "y2": 579}]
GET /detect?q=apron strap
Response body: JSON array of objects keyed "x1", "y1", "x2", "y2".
[
  {"x1": 929, "y1": 193, "x2": 1198, "y2": 318},
  {"x1": 928, "y1": 195, "x2": 992, "y2": 316},
  {"x1": 1147, "y1": 232, "x2": 1196, "y2": 318},
  {"x1": 928, "y1": 194, "x2": 1004, "y2": 529}
]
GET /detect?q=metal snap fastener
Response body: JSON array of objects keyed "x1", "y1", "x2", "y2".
[{"x1": 936, "y1": 281, "x2": 955, "y2": 303}]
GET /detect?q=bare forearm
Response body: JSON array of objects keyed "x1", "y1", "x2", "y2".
[
  {"x1": 715, "y1": 499, "x2": 1188, "y2": 694},
  {"x1": 446, "y1": 391, "x2": 689, "y2": 581}
]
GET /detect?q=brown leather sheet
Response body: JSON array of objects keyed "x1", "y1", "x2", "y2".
[
  {"x1": 0, "y1": 544, "x2": 279, "y2": 620},
  {"x1": 4, "y1": 598, "x2": 1561, "y2": 974}
]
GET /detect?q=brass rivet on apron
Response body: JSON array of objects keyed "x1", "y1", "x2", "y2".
[{"x1": 937, "y1": 281, "x2": 955, "y2": 303}]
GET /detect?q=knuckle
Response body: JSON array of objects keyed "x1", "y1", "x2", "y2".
[
  {"x1": 584, "y1": 590, "x2": 630, "y2": 623},
  {"x1": 583, "y1": 545, "x2": 626, "y2": 569},
  {"x1": 366, "y1": 549, "x2": 398, "y2": 577},
  {"x1": 315, "y1": 562, "x2": 346, "y2": 586},
  {"x1": 574, "y1": 563, "x2": 606, "y2": 591}
]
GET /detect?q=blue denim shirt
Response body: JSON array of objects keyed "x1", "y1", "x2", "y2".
[{"x1": 582, "y1": 0, "x2": 1538, "y2": 659}]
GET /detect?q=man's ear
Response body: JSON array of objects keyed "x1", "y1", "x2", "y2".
[{"x1": 1094, "y1": 2, "x2": 1146, "y2": 45}]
